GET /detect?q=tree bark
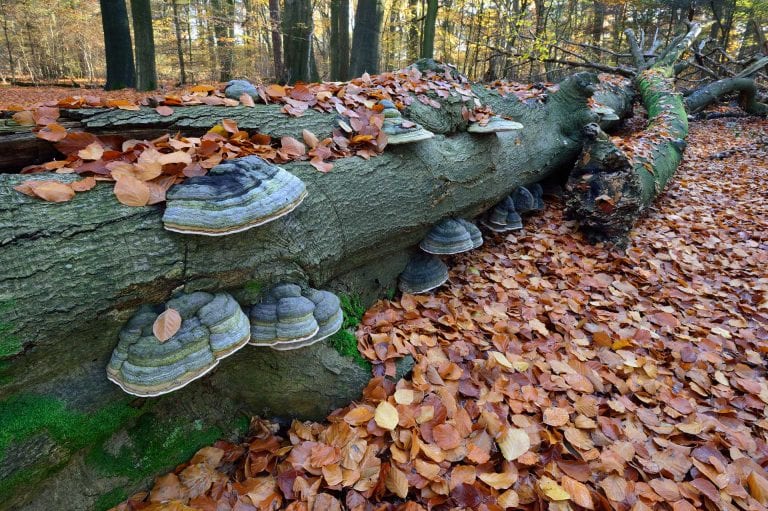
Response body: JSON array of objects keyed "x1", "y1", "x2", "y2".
[
  {"x1": 0, "y1": 71, "x2": 633, "y2": 510},
  {"x1": 211, "y1": 0, "x2": 235, "y2": 82},
  {"x1": 420, "y1": 0, "x2": 438, "y2": 59},
  {"x1": 329, "y1": 0, "x2": 350, "y2": 81},
  {"x1": 99, "y1": 0, "x2": 135, "y2": 90},
  {"x1": 130, "y1": 0, "x2": 157, "y2": 91},
  {"x1": 267, "y1": 0, "x2": 284, "y2": 81},
  {"x1": 282, "y1": 0, "x2": 317, "y2": 83},
  {"x1": 685, "y1": 77, "x2": 768, "y2": 115},
  {"x1": 350, "y1": 0, "x2": 383, "y2": 76}
]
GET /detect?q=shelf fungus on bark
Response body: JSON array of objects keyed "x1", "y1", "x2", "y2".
[
  {"x1": 511, "y1": 186, "x2": 536, "y2": 214},
  {"x1": 399, "y1": 252, "x2": 450, "y2": 294},
  {"x1": 380, "y1": 99, "x2": 435, "y2": 145},
  {"x1": 224, "y1": 79, "x2": 259, "y2": 101},
  {"x1": 481, "y1": 196, "x2": 523, "y2": 232},
  {"x1": 162, "y1": 156, "x2": 307, "y2": 235},
  {"x1": 467, "y1": 116, "x2": 524, "y2": 134},
  {"x1": 420, "y1": 218, "x2": 483, "y2": 255},
  {"x1": 529, "y1": 183, "x2": 545, "y2": 211},
  {"x1": 106, "y1": 291, "x2": 251, "y2": 397},
  {"x1": 249, "y1": 283, "x2": 343, "y2": 350},
  {"x1": 591, "y1": 104, "x2": 620, "y2": 121}
]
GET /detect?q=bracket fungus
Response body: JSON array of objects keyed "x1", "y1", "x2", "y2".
[
  {"x1": 530, "y1": 183, "x2": 545, "y2": 211},
  {"x1": 399, "y1": 253, "x2": 450, "y2": 294},
  {"x1": 162, "y1": 156, "x2": 307, "y2": 235},
  {"x1": 591, "y1": 104, "x2": 620, "y2": 121},
  {"x1": 467, "y1": 116, "x2": 524, "y2": 134},
  {"x1": 420, "y1": 218, "x2": 482, "y2": 255},
  {"x1": 482, "y1": 196, "x2": 523, "y2": 232},
  {"x1": 511, "y1": 186, "x2": 536, "y2": 214},
  {"x1": 224, "y1": 79, "x2": 258, "y2": 101},
  {"x1": 249, "y1": 284, "x2": 343, "y2": 350},
  {"x1": 106, "y1": 292, "x2": 250, "y2": 397},
  {"x1": 380, "y1": 99, "x2": 435, "y2": 145}
]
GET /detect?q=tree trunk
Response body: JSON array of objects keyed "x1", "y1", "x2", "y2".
[
  {"x1": 565, "y1": 24, "x2": 702, "y2": 243},
  {"x1": 685, "y1": 77, "x2": 768, "y2": 115},
  {"x1": 130, "y1": 0, "x2": 157, "y2": 91},
  {"x1": 268, "y1": 0, "x2": 284, "y2": 81},
  {"x1": 282, "y1": 0, "x2": 317, "y2": 83},
  {"x1": 211, "y1": 0, "x2": 235, "y2": 81},
  {"x1": 99, "y1": 0, "x2": 135, "y2": 90},
  {"x1": 329, "y1": 0, "x2": 350, "y2": 80},
  {"x1": 349, "y1": 0, "x2": 383, "y2": 76},
  {"x1": 0, "y1": 71, "x2": 634, "y2": 510},
  {"x1": 0, "y1": 0, "x2": 15, "y2": 84},
  {"x1": 171, "y1": 0, "x2": 187, "y2": 84},
  {"x1": 420, "y1": 0, "x2": 438, "y2": 59}
]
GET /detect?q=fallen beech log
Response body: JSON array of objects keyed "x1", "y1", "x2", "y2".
[
  {"x1": 685, "y1": 77, "x2": 768, "y2": 115},
  {"x1": 565, "y1": 24, "x2": 702, "y2": 243},
  {"x1": 0, "y1": 71, "x2": 633, "y2": 510}
]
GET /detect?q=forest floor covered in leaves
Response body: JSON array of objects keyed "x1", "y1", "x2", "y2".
[{"x1": 112, "y1": 115, "x2": 768, "y2": 511}]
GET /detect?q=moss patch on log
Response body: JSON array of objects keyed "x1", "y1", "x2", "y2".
[{"x1": 328, "y1": 293, "x2": 371, "y2": 370}]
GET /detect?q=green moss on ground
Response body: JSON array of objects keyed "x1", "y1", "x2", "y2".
[
  {"x1": 0, "y1": 300, "x2": 21, "y2": 359},
  {"x1": 338, "y1": 294, "x2": 365, "y2": 329},
  {"x1": 0, "y1": 394, "x2": 140, "y2": 460}
]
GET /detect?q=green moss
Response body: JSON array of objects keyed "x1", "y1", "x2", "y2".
[
  {"x1": 0, "y1": 394, "x2": 140, "y2": 461},
  {"x1": 88, "y1": 412, "x2": 225, "y2": 480},
  {"x1": 243, "y1": 280, "x2": 263, "y2": 295},
  {"x1": 329, "y1": 329, "x2": 371, "y2": 371},
  {"x1": 0, "y1": 300, "x2": 21, "y2": 359},
  {"x1": 338, "y1": 294, "x2": 365, "y2": 329},
  {"x1": 385, "y1": 287, "x2": 397, "y2": 301},
  {"x1": 95, "y1": 487, "x2": 130, "y2": 511}
]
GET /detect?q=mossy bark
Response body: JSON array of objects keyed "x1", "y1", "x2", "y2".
[{"x1": 0, "y1": 72, "x2": 633, "y2": 510}]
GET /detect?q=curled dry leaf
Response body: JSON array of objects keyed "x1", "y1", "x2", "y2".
[
  {"x1": 70, "y1": 176, "x2": 97, "y2": 192},
  {"x1": 540, "y1": 476, "x2": 571, "y2": 501},
  {"x1": 36, "y1": 123, "x2": 68, "y2": 142},
  {"x1": 156, "y1": 105, "x2": 174, "y2": 116},
  {"x1": 153, "y1": 308, "x2": 182, "y2": 342},
  {"x1": 17, "y1": 180, "x2": 76, "y2": 202},
  {"x1": 497, "y1": 427, "x2": 530, "y2": 461},
  {"x1": 385, "y1": 464, "x2": 408, "y2": 498},
  {"x1": 78, "y1": 141, "x2": 105, "y2": 161}
]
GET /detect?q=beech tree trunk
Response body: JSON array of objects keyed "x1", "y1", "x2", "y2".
[
  {"x1": 130, "y1": 0, "x2": 157, "y2": 91},
  {"x1": 330, "y1": 0, "x2": 350, "y2": 80},
  {"x1": 350, "y1": 0, "x2": 383, "y2": 75},
  {"x1": 0, "y1": 71, "x2": 633, "y2": 510},
  {"x1": 100, "y1": 0, "x2": 135, "y2": 90},
  {"x1": 268, "y1": 0, "x2": 284, "y2": 82},
  {"x1": 282, "y1": 0, "x2": 317, "y2": 83}
]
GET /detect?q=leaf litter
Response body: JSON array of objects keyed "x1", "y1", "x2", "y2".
[{"x1": 110, "y1": 116, "x2": 767, "y2": 510}]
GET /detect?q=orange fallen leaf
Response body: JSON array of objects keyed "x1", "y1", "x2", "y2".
[{"x1": 153, "y1": 308, "x2": 182, "y2": 342}]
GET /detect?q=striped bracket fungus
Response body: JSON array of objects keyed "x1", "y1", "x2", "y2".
[
  {"x1": 107, "y1": 292, "x2": 250, "y2": 397},
  {"x1": 162, "y1": 155, "x2": 307, "y2": 236},
  {"x1": 380, "y1": 99, "x2": 435, "y2": 145},
  {"x1": 467, "y1": 116, "x2": 524, "y2": 134},
  {"x1": 481, "y1": 196, "x2": 523, "y2": 232},
  {"x1": 529, "y1": 183, "x2": 545, "y2": 211},
  {"x1": 511, "y1": 186, "x2": 536, "y2": 214},
  {"x1": 399, "y1": 253, "x2": 449, "y2": 295},
  {"x1": 249, "y1": 284, "x2": 343, "y2": 351},
  {"x1": 420, "y1": 218, "x2": 483, "y2": 255},
  {"x1": 224, "y1": 79, "x2": 258, "y2": 101}
]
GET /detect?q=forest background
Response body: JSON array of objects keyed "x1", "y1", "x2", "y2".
[{"x1": 0, "y1": 0, "x2": 766, "y2": 91}]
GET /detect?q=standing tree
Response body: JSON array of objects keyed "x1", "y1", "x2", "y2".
[
  {"x1": 282, "y1": 0, "x2": 317, "y2": 83},
  {"x1": 0, "y1": 0, "x2": 14, "y2": 84},
  {"x1": 100, "y1": 0, "x2": 135, "y2": 89},
  {"x1": 212, "y1": 0, "x2": 235, "y2": 81},
  {"x1": 329, "y1": 0, "x2": 350, "y2": 80},
  {"x1": 350, "y1": 0, "x2": 383, "y2": 75},
  {"x1": 170, "y1": 0, "x2": 187, "y2": 84},
  {"x1": 130, "y1": 0, "x2": 157, "y2": 91},
  {"x1": 420, "y1": 0, "x2": 438, "y2": 58},
  {"x1": 268, "y1": 0, "x2": 285, "y2": 81}
]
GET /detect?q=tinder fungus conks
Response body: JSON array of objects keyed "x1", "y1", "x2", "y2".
[
  {"x1": 224, "y1": 79, "x2": 258, "y2": 101},
  {"x1": 482, "y1": 196, "x2": 523, "y2": 232},
  {"x1": 467, "y1": 116, "x2": 524, "y2": 133},
  {"x1": 530, "y1": 183, "x2": 545, "y2": 211},
  {"x1": 249, "y1": 284, "x2": 343, "y2": 350},
  {"x1": 511, "y1": 186, "x2": 536, "y2": 214},
  {"x1": 399, "y1": 253, "x2": 449, "y2": 294},
  {"x1": 380, "y1": 99, "x2": 435, "y2": 145},
  {"x1": 420, "y1": 218, "x2": 479, "y2": 255},
  {"x1": 106, "y1": 292, "x2": 250, "y2": 397},
  {"x1": 458, "y1": 218, "x2": 483, "y2": 249},
  {"x1": 162, "y1": 156, "x2": 307, "y2": 236}
]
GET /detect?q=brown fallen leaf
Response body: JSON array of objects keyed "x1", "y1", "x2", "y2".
[{"x1": 153, "y1": 308, "x2": 182, "y2": 342}]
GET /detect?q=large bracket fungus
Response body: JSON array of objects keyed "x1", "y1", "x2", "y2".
[
  {"x1": 380, "y1": 99, "x2": 435, "y2": 145},
  {"x1": 419, "y1": 218, "x2": 483, "y2": 255},
  {"x1": 467, "y1": 116, "x2": 524, "y2": 134},
  {"x1": 106, "y1": 292, "x2": 250, "y2": 397},
  {"x1": 398, "y1": 253, "x2": 450, "y2": 295},
  {"x1": 529, "y1": 183, "x2": 546, "y2": 211},
  {"x1": 224, "y1": 79, "x2": 259, "y2": 101},
  {"x1": 481, "y1": 196, "x2": 523, "y2": 232},
  {"x1": 511, "y1": 186, "x2": 536, "y2": 214},
  {"x1": 162, "y1": 156, "x2": 307, "y2": 236},
  {"x1": 249, "y1": 284, "x2": 344, "y2": 351}
]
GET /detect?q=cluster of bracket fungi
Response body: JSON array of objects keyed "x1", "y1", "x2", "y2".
[{"x1": 106, "y1": 99, "x2": 544, "y2": 397}]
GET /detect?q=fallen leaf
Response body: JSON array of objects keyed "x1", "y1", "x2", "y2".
[{"x1": 153, "y1": 308, "x2": 182, "y2": 342}]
